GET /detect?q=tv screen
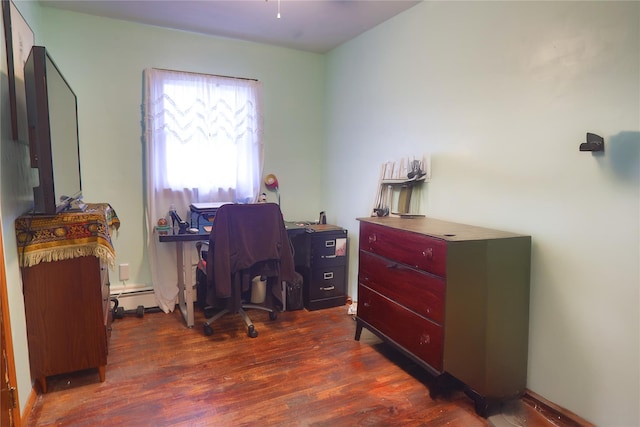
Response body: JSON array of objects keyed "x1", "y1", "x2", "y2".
[{"x1": 24, "y1": 46, "x2": 83, "y2": 215}]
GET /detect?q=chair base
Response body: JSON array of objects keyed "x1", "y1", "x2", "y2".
[{"x1": 203, "y1": 304, "x2": 277, "y2": 338}]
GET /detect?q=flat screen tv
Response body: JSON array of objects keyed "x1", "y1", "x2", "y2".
[{"x1": 24, "y1": 45, "x2": 84, "y2": 215}]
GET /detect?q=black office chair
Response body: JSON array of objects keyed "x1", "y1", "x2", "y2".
[{"x1": 198, "y1": 203, "x2": 296, "y2": 338}]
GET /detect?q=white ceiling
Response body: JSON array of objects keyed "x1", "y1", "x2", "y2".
[{"x1": 41, "y1": 0, "x2": 421, "y2": 53}]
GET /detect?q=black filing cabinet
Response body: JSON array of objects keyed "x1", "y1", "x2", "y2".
[{"x1": 292, "y1": 226, "x2": 348, "y2": 310}]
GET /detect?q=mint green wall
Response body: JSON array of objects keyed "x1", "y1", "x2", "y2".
[{"x1": 324, "y1": 1, "x2": 639, "y2": 425}]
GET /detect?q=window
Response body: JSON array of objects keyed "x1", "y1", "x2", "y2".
[
  {"x1": 143, "y1": 68, "x2": 264, "y2": 312},
  {"x1": 145, "y1": 68, "x2": 263, "y2": 201}
]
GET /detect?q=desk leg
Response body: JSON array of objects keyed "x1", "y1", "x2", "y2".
[
  {"x1": 184, "y1": 242, "x2": 195, "y2": 327},
  {"x1": 175, "y1": 241, "x2": 195, "y2": 328}
]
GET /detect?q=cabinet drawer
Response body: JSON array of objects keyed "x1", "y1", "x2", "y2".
[
  {"x1": 358, "y1": 284, "x2": 443, "y2": 372},
  {"x1": 307, "y1": 265, "x2": 346, "y2": 300},
  {"x1": 100, "y1": 262, "x2": 110, "y2": 311},
  {"x1": 311, "y1": 231, "x2": 348, "y2": 266},
  {"x1": 100, "y1": 262, "x2": 112, "y2": 345},
  {"x1": 359, "y1": 250, "x2": 445, "y2": 324},
  {"x1": 360, "y1": 222, "x2": 447, "y2": 277}
]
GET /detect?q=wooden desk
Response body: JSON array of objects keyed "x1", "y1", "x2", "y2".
[{"x1": 159, "y1": 222, "x2": 306, "y2": 327}]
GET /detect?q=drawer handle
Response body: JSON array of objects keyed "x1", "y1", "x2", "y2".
[
  {"x1": 419, "y1": 334, "x2": 431, "y2": 345},
  {"x1": 323, "y1": 272, "x2": 334, "y2": 280},
  {"x1": 386, "y1": 263, "x2": 399, "y2": 269},
  {"x1": 422, "y1": 248, "x2": 434, "y2": 259},
  {"x1": 322, "y1": 255, "x2": 336, "y2": 259},
  {"x1": 368, "y1": 234, "x2": 377, "y2": 244},
  {"x1": 363, "y1": 301, "x2": 371, "y2": 307},
  {"x1": 325, "y1": 240, "x2": 336, "y2": 248},
  {"x1": 320, "y1": 285, "x2": 335, "y2": 291}
]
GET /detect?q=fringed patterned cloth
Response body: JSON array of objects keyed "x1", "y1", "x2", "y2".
[{"x1": 15, "y1": 203, "x2": 120, "y2": 268}]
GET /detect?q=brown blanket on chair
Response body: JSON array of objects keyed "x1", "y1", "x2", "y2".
[{"x1": 206, "y1": 203, "x2": 296, "y2": 308}]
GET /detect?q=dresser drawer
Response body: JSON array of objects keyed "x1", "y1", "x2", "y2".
[
  {"x1": 359, "y1": 250, "x2": 445, "y2": 324},
  {"x1": 358, "y1": 284, "x2": 444, "y2": 372},
  {"x1": 360, "y1": 222, "x2": 447, "y2": 277},
  {"x1": 306, "y1": 264, "x2": 346, "y2": 301}
]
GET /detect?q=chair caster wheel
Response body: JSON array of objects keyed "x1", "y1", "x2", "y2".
[
  {"x1": 203, "y1": 324, "x2": 213, "y2": 336},
  {"x1": 247, "y1": 325, "x2": 258, "y2": 338},
  {"x1": 269, "y1": 311, "x2": 277, "y2": 321}
]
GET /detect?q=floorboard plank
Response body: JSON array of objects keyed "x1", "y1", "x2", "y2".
[{"x1": 24, "y1": 305, "x2": 554, "y2": 426}]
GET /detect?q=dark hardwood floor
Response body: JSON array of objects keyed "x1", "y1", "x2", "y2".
[{"x1": 25, "y1": 305, "x2": 555, "y2": 426}]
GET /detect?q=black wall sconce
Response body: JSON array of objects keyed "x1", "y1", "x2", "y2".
[{"x1": 580, "y1": 132, "x2": 605, "y2": 152}]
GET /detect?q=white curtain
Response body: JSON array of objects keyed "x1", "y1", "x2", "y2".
[{"x1": 143, "y1": 68, "x2": 264, "y2": 312}]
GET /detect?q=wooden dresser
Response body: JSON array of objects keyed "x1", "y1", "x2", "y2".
[
  {"x1": 355, "y1": 216, "x2": 531, "y2": 416},
  {"x1": 16, "y1": 204, "x2": 119, "y2": 392}
]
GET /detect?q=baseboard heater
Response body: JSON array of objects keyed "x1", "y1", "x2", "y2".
[{"x1": 110, "y1": 287, "x2": 157, "y2": 311}]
